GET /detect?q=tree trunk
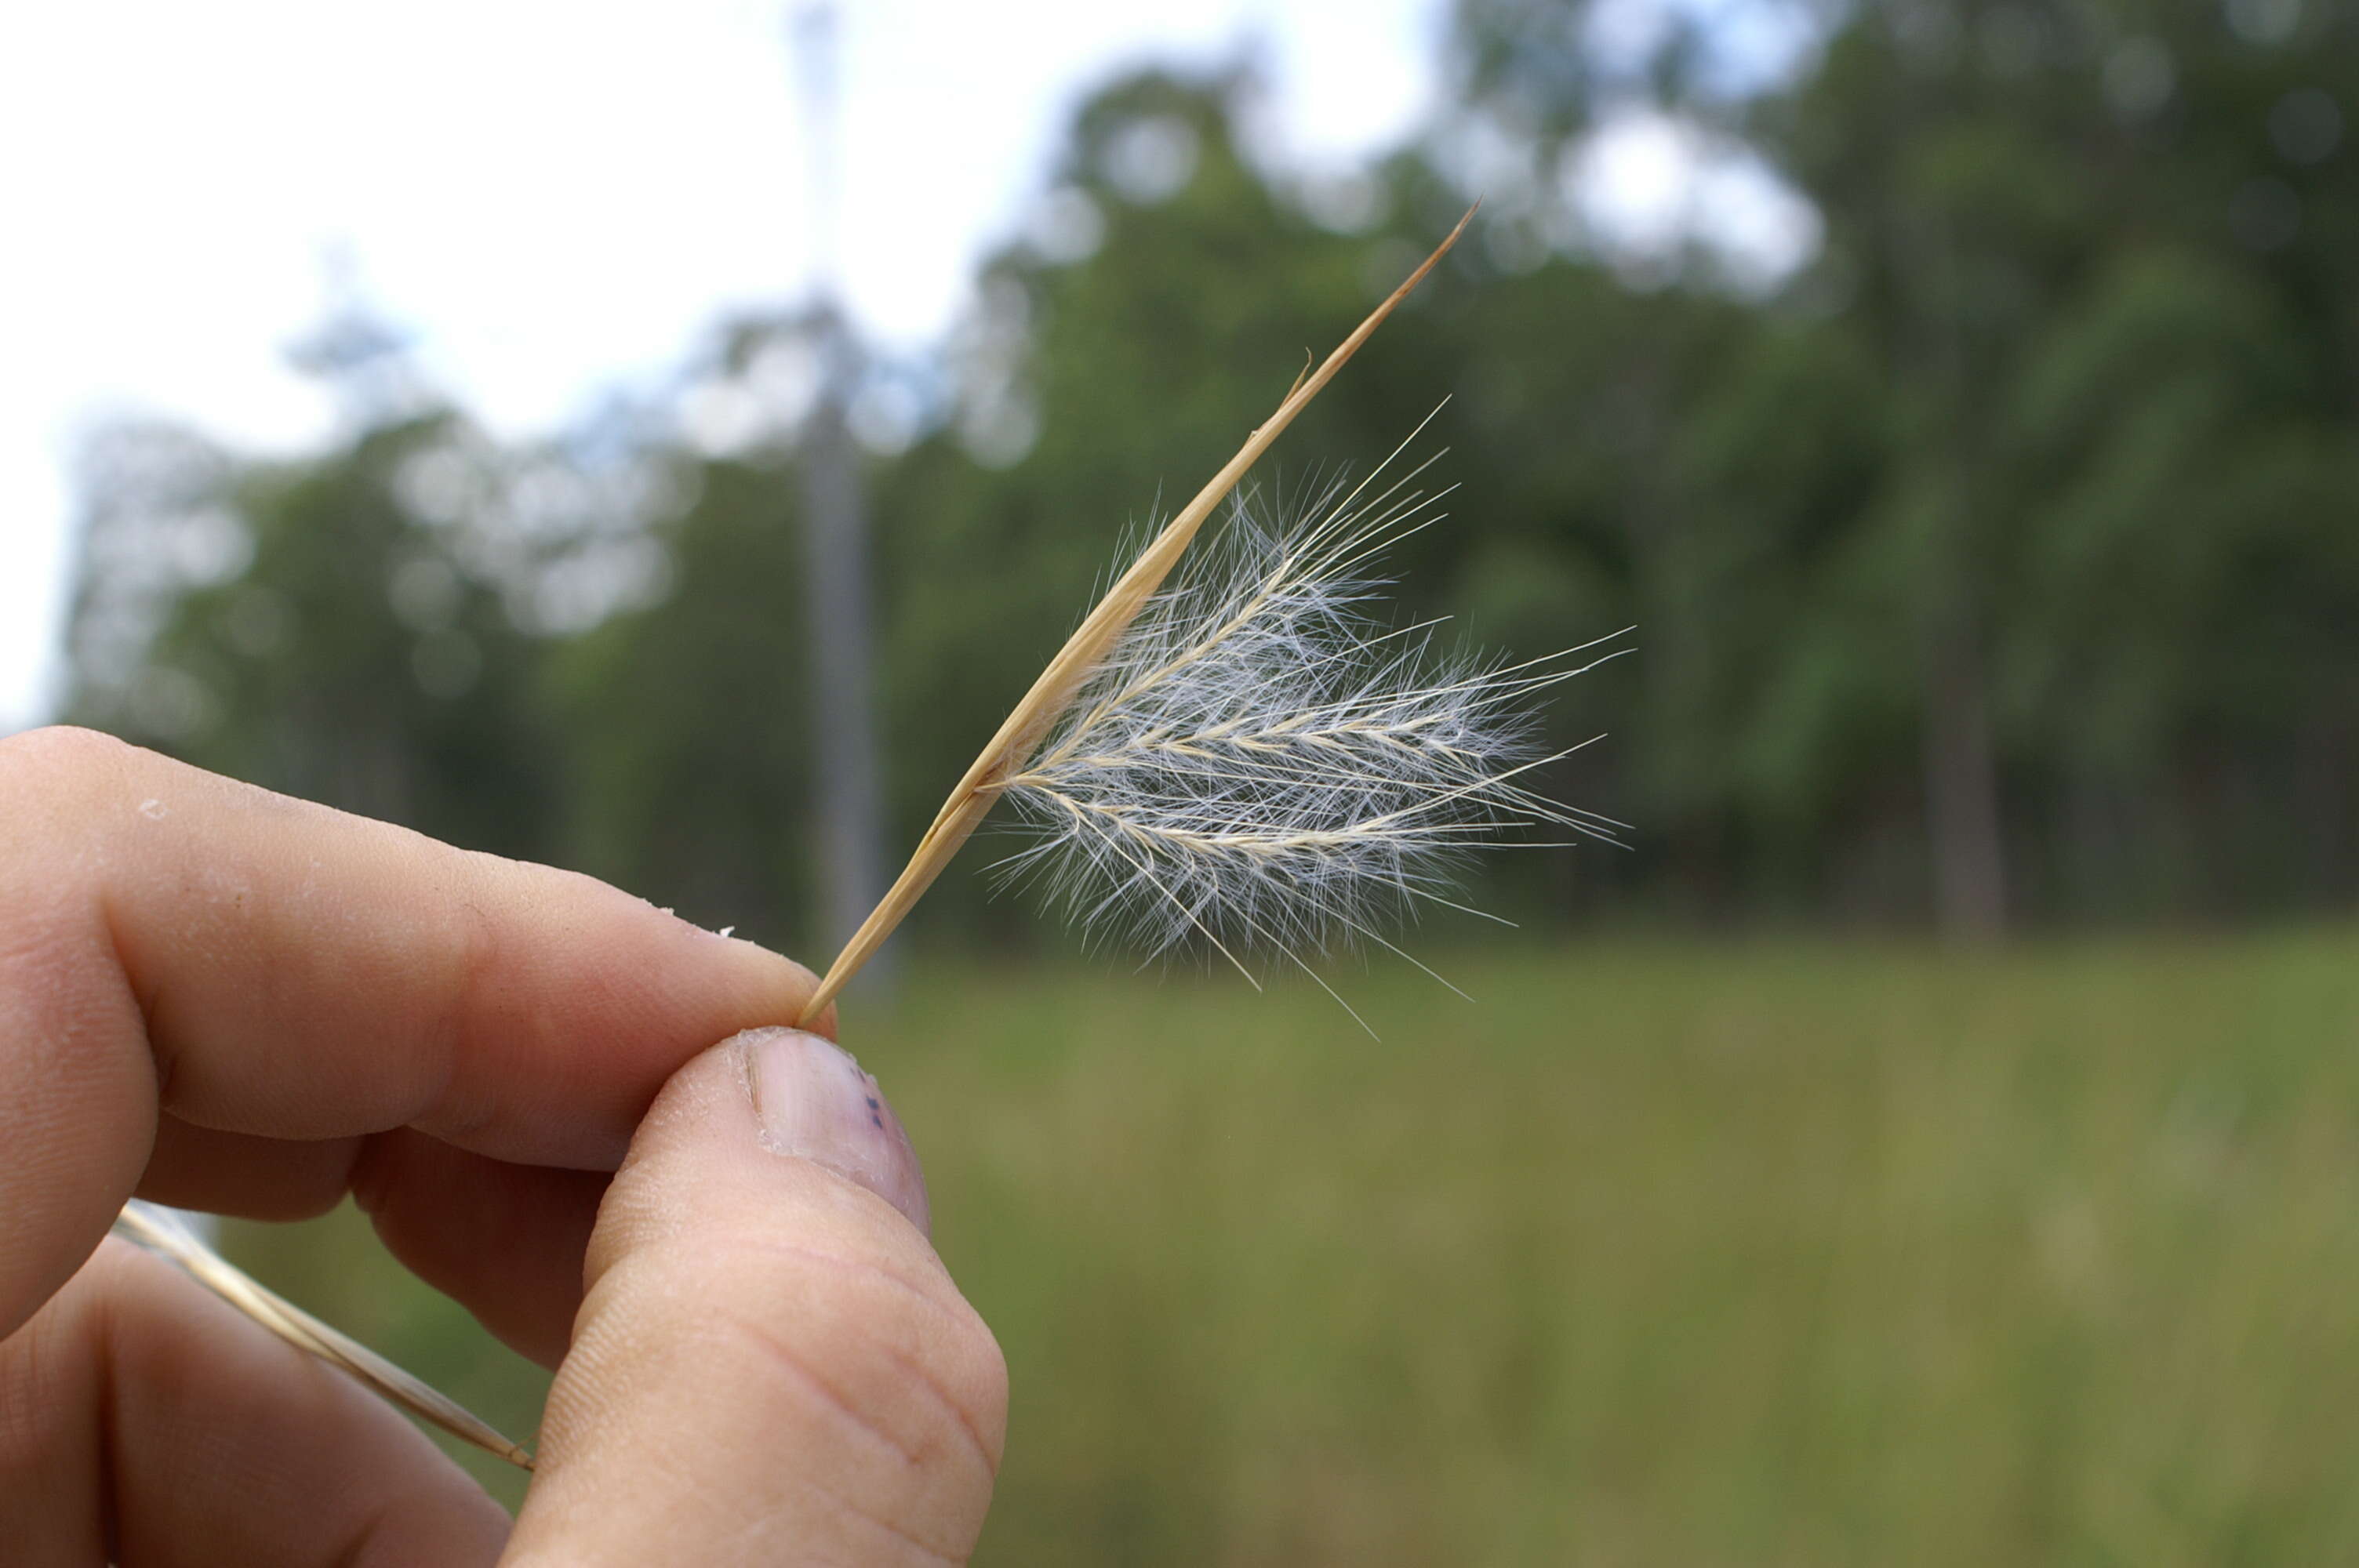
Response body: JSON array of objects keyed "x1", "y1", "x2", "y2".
[
  {"x1": 1921, "y1": 614, "x2": 2007, "y2": 939},
  {"x1": 798, "y1": 307, "x2": 889, "y2": 967}
]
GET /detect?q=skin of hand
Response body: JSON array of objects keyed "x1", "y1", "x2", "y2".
[{"x1": 0, "y1": 726, "x2": 1007, "y2": 1566}]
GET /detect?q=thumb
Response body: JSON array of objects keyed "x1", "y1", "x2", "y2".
[{"x1": 501, "y1": 1029, "x2": 1006, "y2": 1567}]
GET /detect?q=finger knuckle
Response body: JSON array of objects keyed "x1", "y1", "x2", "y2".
[
  {"x1": 0, "y1": 723, "x2": 134, "y2": 775},
  {"x1": 0, "y1": 1241, "x2": 152, "y2": 1470},
  {"x1": 0, "y1": 726, "x2": 136, "y2": 844}
]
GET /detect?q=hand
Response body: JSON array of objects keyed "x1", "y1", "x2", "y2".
[{"x1": 0, "y1": 727, "x2": 1006, "y2": 1565}]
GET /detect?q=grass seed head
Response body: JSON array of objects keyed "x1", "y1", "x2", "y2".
[{"x1": 994, "y1": 432, "x2": 1628, "y2": 996}]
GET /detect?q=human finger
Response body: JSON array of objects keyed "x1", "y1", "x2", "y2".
[
  {"x1": 131, "y1": 1120, "x2": 606, "y2": 1367},
  {"x1": 354, "y1": 1129, "x2": 609, "y2": 1367},
  {"x1": 133, "y1": 1117, "x2": 365, "y2": 1221},
  {"x1": 0, "y1": 1236, "x2": 510, "y2": 1568},
  {"x1": 503, "y1": 1029, "x2": 1006, "y2": 1566},
  {"x1": 0, "y1": 725, "x2": 827, "y2": 1340}
]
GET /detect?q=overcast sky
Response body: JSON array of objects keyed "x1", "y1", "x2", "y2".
[{"x1": 0, "y1": 0, "x2": 1811, "y2": 734}]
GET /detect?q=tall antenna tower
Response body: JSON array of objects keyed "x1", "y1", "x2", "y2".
[{"x1": 790, "y1": 2, "x2": 889, "y2": 972}]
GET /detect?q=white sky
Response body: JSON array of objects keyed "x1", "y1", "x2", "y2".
[
  {"x1": 0, "y1": 0, "x2": 1812, "y2": 734},
  {"x1": 0, "y1": 0, "x2": 1446, "y2": 731}
]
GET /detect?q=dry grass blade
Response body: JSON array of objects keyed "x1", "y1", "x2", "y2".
[
  {"x1": 113, "y1": 1202, "x2": 536, "y2": 1470},
  {"x1": 795, "y1": 205, "x2": 1477, "y2": 1025}
]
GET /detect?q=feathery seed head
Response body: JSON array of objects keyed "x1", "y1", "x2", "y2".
[{"x1": 993, "y1": 434, "x2": 1628, "y2": 995}]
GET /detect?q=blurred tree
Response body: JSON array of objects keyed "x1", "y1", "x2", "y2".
[
  {"x1": 1762, "y1": 0, "x2": 2359, "y2": 924},
  {"x1": 550, "y1": 441, "x2": 817, "y2": 949},
  {"x1": 63, "y1": 328, "x2": 559, "y2": 863},
  {"x1": 55, "y1": 3, "x2": 2359, "y2": 940}
]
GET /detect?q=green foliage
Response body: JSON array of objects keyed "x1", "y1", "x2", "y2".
[
  {"x1": 67, "y1": 410, "x2": 559, "y2": 862},
  {"x1": 552, "y1": 458, "x2": 817, "y2": 946},
  {"x1": 59, "y1": 3, "x2": 2359, "y2": 934}
]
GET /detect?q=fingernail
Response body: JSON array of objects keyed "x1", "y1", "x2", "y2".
[{"x1": 742, "y1": 1028, "x2": 930, "y2": 1236}]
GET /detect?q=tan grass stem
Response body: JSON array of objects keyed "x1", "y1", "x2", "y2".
[
  {"x1": 114, "y1": 1203, "x2": 536, "y2": 1469},
  {"x1": 794, "y1": 205, "x2": 1475, "y2": 1026}
]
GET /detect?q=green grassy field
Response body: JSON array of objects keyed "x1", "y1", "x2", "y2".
[{"x1": 224, "y1": 931, "x2": 2359, "y2": 1564}]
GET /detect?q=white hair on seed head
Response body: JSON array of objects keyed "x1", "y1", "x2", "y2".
[{"x1": 990, "y1": 423, "x2": 1630, "y2": 1028}]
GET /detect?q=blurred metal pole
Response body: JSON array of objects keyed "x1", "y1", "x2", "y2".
[{"x1": 791, "y1": 2, "x2": 890, "y2": 974}]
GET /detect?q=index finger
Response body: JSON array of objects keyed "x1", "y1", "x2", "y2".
[{"x1": 0, "y1": 726, "x2": 828, "y2": 1336}]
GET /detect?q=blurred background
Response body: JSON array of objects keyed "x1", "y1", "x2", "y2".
[{"x1": 8, "y1": 0, "x2": 2359, "y2": 1559}]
